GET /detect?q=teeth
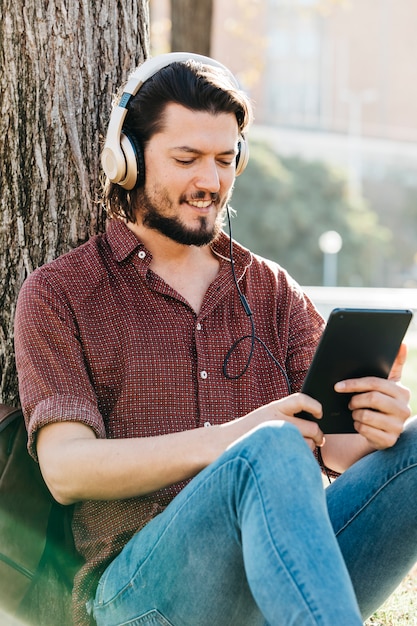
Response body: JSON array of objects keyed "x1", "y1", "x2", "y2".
[{"x1": 189, "y1": 200, "x2": 211, "y2": 208}]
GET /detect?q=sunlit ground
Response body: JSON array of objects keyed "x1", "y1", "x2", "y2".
[{"x1": 365, "y1": 564, "x2": 417, "y2": 626}]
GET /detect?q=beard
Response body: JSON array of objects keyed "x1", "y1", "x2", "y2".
[{"x1": 135, "y1": 186, "x2": 230, "y2": 246}]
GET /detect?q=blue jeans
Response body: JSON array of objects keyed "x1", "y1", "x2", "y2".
[{"x1": 91, "y1": 418, "x2": 417, "y2": 626}]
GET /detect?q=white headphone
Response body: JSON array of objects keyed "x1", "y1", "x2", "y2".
[{"x1": 101, "y1": 52, "x2": 249, "y2": 190}]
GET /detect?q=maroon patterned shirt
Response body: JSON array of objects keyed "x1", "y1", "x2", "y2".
[{"x1": 15, "y1": 219, "x2": 324, "y2": 624}]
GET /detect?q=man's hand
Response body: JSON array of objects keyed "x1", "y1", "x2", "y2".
[
  {"x1": 223, "y1": 393, "x2": 325, "y2": 452},
  {"x1": 334, "y1": 343, "x2": 411, "y2": 450}
]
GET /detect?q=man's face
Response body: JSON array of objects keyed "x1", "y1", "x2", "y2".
[{"x1": 135, "y1": 102, "x2": 239, "y2": 246}]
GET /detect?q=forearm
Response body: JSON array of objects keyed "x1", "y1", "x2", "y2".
[
  {"x1": 37, "y1": 421, "x2": 224, "y2": 505},
  {"x1": 37, "y1": 394, "x2": 326, "y2": 505}
]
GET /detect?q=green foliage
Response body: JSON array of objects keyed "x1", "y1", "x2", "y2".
[{"x1": 230, "y1": 141, "x2": 391, "y2": 286}]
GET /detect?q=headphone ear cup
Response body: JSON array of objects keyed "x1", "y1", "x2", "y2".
[
  {"x1": 118, "y1": 131, "x2": 145, "y2": 190},
  {"x1": 235, "y1": 135, "x2": 249, "y2": 177}
]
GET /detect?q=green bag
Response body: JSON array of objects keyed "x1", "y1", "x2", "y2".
[{"x1": 0, "y1": 404, "x2": 80, "y2": 618}]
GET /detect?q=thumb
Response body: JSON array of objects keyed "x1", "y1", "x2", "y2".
[{"x1": 389, "y1": 343, "x2": 408, "y2": 382}]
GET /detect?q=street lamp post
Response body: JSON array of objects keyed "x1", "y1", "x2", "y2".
[{"x1": 319, "y1": 230, "x2": 343, "y2": 286}]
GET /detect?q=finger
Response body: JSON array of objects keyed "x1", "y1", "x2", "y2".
[
  {"x1": 348, "y1": 387, "x2": 411, "y2": 418},
  {"x1": 289, "y1": 392, "x2": 323, "y2": 419},
  {"x1": 335, "y1": 376, "x2": 407, "y2": 398},
  {"x1": 351, "y1": 401, "x2": 406, "y2": 431},
  {"x1": 348, "y1": 386, "x2": 412, "y2": 439},
  {"x1": 303, "y1": 437, "x2": 318, "y2": 452},
  {"x1": 350, "y1": 385, "x2": 410, "y2": 449},
  {"x1": 289, "y1": 417, "x2": 325, "y2": 448},
  {"x1": 269, "y1": 393, "x2": 323, "y2": 421},
  {"x1": 353, "y1": 418, "x2": 403, "y2": 449},
  {"x1": 271, "y1": 394, "x2": 325, "y2": 447},
  {"x1": 389, "y1": 343, "x2": 408, "y2": 382}
]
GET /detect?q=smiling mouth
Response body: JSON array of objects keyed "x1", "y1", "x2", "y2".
[
  {"x1": 187, "y1": 199, "x2": 212, "y2": 209},
  {"x1": 184, "y1": 192, "x2": 220, "y2": 209}
]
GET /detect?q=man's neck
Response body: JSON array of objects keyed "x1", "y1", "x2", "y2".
[{"x1": 127, "y1": 221, "x2": 220, "y2": 314}]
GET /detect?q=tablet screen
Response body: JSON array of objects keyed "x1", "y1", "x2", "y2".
[{"x1": 298, "y1": 308, "x2": 413, "y2": 433}]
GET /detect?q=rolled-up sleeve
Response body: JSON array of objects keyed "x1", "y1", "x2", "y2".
[{"x1": 15, "y1": 271, "x2": 106, "y2": 460}]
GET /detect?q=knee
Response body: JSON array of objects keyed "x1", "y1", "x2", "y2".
[
  {"x1": 230, "y1": 421, "x2": 314, "y2": 468},
  {"x1": 222, "y1": 421, "x2": 323, "y2": 500},
  {"x1": 246, "y1": 420, "x2": 301, "y2": 447}
]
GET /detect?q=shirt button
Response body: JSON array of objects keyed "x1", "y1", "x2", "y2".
[
  {"x1": 196, "y1": 323, "x2": 202, "y2": 331},
  {"x1": 138, "y1": 251, "x2": 146, "y2": 259},
  {"x1": 204, "y1": 421, "x2": 212, "y2": 427},
  {"x1": 200, "y1": 370, "x2": 208, "y2": 380}
]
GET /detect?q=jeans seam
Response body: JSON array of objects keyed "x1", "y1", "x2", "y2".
[
  {"x1": 136, "y1": 457, "x2": 243, "y2": 572},
  {"x1": 96, "y1": 457, "x2": 249, "y2": 610},
  {"x1": 138, "y1": 452, "x2": 316, "y2": 621},
  {"x1": 236, "y1": 454, "x2": 320, "y2": 623}
]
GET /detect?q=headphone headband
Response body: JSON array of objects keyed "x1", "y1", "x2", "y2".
[
  {"x1": 101, "y1": 52, "x2": 249, "y2": 190},
  {"x1": 125, "y1": 52, "x2": 241, "y2": 96}
]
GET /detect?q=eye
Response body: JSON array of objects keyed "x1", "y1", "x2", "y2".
[{"x1": 174, "y1": 158, "x2": 195, "y2": 166}]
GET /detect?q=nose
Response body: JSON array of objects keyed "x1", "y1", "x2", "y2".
[{"x1": 195, "y1": 159, "x2": 221, "y2": 193}]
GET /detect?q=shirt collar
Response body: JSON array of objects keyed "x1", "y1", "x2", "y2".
[{"x1": 106, "y1": 219, "x2": 145, "y2": 262}]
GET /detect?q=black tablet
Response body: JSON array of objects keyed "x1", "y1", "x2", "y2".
[{"x1": 298, "y1": 308, "x2": 413, "y2": 434}]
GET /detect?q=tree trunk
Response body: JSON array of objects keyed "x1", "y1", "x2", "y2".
[
  {"x1": 0, "y1": 0, "x2": 150, "y2": 405},
  {"x1": 170, "y1": 0, "x2": 213, "y2": 56}
]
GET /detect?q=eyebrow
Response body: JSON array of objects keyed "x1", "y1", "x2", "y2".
[{"x1": 170, "y1": 146, "x2": 238, "y2": 156}]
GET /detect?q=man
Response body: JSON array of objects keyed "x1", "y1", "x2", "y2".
[{"x1": 15, "y1": 53, "x2": 417, "y2": 626}]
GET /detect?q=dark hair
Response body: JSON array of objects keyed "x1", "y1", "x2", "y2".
[{"x1": 104, "y1": 60, "x2": 253, "y2": 222}]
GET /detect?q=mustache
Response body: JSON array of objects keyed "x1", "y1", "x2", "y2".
[{"x1": 181, "y1": 191, "x2": 221, "y2": 203}]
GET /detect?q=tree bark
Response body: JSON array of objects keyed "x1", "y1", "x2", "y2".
[
  {"x1": 170, "y1": 0, "x2": 213, "y2": 56},
  {"x1": 0, "y1": 0, "x2": 150, "y2": 404}
]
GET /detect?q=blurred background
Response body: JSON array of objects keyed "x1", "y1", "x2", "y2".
[
  {"x1": 151, "y1": 0, "x2": 417, "y2": 290},
  {"x1": 150, "y1": 0, "x2": 417, "y2": 406}
]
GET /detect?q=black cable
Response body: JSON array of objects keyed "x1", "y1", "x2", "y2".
[
  {"x1": 222, "y1": 205, "x2": 292, "y2": 393},
  {"x1": 223, "y1": 206, "x2": 331, "y2": 484},
  {"x1": 316, "y1": 446, "x2": 332, "y2": 485},
  {"x1": 223, "y1": 206, "x2": 332, "y2": 483}
]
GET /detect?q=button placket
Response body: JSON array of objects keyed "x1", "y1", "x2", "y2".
[
  {"x1": 195, "y1": 317, "x2": 212, "y2": 427},
  {"x1": 195, "y1": 322, "x2": 207, "y2": 380}
]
